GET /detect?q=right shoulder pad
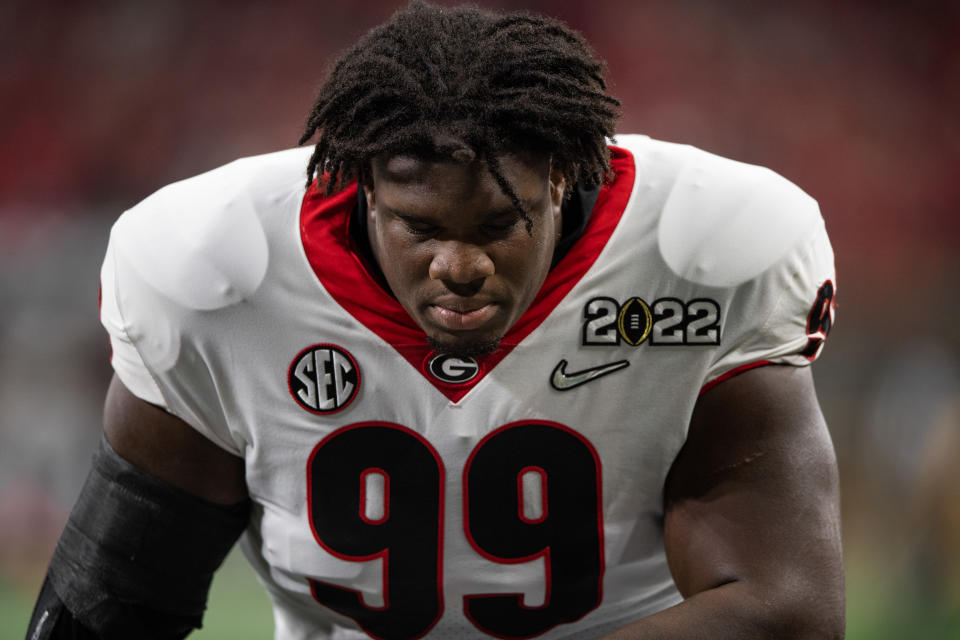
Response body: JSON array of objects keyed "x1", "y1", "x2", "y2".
[{"x1": 111, "y1": 165, "x2": 270, "y2": 312}]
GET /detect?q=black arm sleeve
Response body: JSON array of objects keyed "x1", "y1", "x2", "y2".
[
  {"x1": 25, "y1": 436, "x2": 250, "y2": 640},
  {"x1": 27, "y1": 576, "x2": 100, "y2": 640}
]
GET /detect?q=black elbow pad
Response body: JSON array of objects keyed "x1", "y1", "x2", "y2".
[{"x1": 27, "y1": 435, "x2": 249, "y2": 640}]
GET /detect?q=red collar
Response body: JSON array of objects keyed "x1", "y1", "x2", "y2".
[{"x1": 300, "y1": 146, "x2": 636, "y2": 402}]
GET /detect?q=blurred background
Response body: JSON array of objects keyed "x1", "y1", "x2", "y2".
[{"x1": 1, "y1": 0, "x2": 958, "y2": 637}]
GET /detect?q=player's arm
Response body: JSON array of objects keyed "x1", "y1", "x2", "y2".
[
  {"x1": 604, "y1": 364, "x2": 844, "y2": 639},
  {"x1": 25, "y1": 376, "x2": 250, "y2": 639},
  {"x1": 101, "y1": 375, "x2": 248, "y2": 504}
]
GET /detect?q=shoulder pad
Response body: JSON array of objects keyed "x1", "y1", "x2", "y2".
[
  {"x1": 657, "y1": 149, "x2": 821, "y2": 288},
  {"x1": 111, "y1": 149, "x2": 308, "y2": 310}
]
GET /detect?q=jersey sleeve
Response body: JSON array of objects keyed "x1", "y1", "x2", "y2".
[
  {"x1": 703, "y1": 219, "x2": 836, "y2": 390},
  {"x1": 100, "y1": 234, "x2": 167, "y2": 407},
  {"x1": 98, "y1": 185, "x2": 254, "y2": 457},
  {"x1": 97, "y1": 148, "x2": 309, "y2": 457},
  {"x1": 646, "y1": 140, "x2": 838, "y2": 391}
]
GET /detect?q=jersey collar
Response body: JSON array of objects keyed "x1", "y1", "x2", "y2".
[{"x1": 300, "y1": 146, "x2": 636, "y2": 402}]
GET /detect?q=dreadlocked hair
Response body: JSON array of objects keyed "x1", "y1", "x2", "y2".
[{"x1": 299, "y1": 1, "x2": 621, "y2": 223}]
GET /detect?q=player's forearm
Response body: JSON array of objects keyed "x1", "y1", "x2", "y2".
[{"x1": 600, "y1": 580, "x2": 844, "y2": 640}]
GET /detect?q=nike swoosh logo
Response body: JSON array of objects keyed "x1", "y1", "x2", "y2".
[{"x1": 550, "y1": 359, "x2": 630, "y2": 391}]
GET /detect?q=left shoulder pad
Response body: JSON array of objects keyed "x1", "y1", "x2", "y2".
[{"x1": 658, "y1": 149, "x2": 822, "y2": 288}]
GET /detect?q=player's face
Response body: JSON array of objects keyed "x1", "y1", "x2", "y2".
[{"x1": 365, "y1": 152, "x2": 564, "y2": 358}]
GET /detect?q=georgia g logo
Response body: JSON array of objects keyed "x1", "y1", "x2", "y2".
[
  {"x1": 288, "y1": 344, "x2": 360, "y2": 414},
  {"x1": 425, "y1": 353, "x2": 480, "y2": 385}
]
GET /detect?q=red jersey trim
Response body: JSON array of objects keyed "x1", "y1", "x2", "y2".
[
  {"x1": 300, "y1": 146, "x2": 636, "y2": 402},
  {"x1": 699, "y1": 360, "x2": 775, "y2": 395}
]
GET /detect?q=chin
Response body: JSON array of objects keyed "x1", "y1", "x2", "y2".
[{"x1": 427, "y1": 335, "x2": 502, "y2": 359}]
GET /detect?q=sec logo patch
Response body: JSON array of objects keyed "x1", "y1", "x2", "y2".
[{"x1": 288, "y1": 344, "x2": 360, "y2": 414}]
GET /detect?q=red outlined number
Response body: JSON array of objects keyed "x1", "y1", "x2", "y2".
[
  {"x1": 306, "y1": 421, "x2": 604, "y2": 640},
  {"x1": 464, "y1": 422, "x2": 604, "y2": 638},
  {"x1": 307, "y1": 423, "x2": 444, "y2": 640}
]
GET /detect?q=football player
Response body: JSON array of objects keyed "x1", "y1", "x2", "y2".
[{"x1": 27, "y1": 2, "x2": 844, "y2": 638}]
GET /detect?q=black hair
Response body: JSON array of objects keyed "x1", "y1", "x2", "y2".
[{"x1": 299, "y1": 1, "x2": 620, "y2": 219}]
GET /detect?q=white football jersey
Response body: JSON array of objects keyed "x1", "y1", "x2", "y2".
[{"x1": 99, "y1": 135, "x2": 835, "y2": 639}]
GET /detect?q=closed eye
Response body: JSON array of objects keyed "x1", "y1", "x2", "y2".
[
  {"x1": 481, "y1": 219, "x2": 519, "y2": 237},
  {"x1": 391, "y1": 211, "x2": 439, "y2": 237},
  {"x1": 404, "y1": 220, "x2": 439, "y2": 237},
  {"x1": 481, "y1": 210, "x2": 524, "y2": 236}
]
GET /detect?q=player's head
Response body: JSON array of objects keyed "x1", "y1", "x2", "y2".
[
  {"x1": 299, "y1": 1, "x2": 620, "y2": 357},
  {"x1": 299, "y1": 0, "x2": 619, "y2": 198}
]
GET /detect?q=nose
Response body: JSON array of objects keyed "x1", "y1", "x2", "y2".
[{"x1": 429, "y1": 241, "x2": 495, "y2": 284}]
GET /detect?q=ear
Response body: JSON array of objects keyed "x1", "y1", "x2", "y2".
[
  {"x1": 362, "y1": 182, "x2": 377, "y2": 219},
  {"x1": 549, "y1": 165, "x2": 566, "y2": 204},
  {"x1": 549, "y1": 164, "x2": 566, "y2": 233},
  {"x1": 361, "y1": 181, "x2": 384, "y2": 266}
]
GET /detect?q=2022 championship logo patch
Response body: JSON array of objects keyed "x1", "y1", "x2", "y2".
[
  {"x1": 288, "y1": 344, "x2": 360, "y2": 414},
  {"x1": 582, "y1": 296, "x2": 722, "y2": 347}
]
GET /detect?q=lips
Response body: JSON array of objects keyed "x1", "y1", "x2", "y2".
[{"x1": 427, "y1": 302, "x2": 499, "y2": 331}]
